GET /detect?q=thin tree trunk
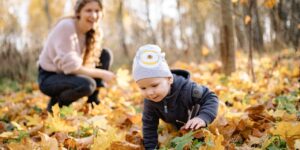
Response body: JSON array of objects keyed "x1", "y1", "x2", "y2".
[
  {"x1": 177, "y1": 0, "x2": 188, "y2": 52},
  {"x1": 189, "y1": 0, "x2": 203, "y2": 63},
  {"x1": 269, "y1": 7, "x2": 285, "y2": 50},
  {"x1": 160, "y1": 0, "x2": 166, "y2": 44},
  {"x1": 233, "y1": 3, "x2": 249, "y2": 51},
  {"x1": 220, "y1": 0, "x2": 235, "y2": 75},
  {"x1": 246, "y1": 0, "x2": 256, "y2": 82},
  {"x1": 44, "y1": 0, "x2": 52, "y2": 29},
  {"x1": 116, "y1": 0, "x2": 129, "y2": 58},
  {"x1": 145, "y1": 0, "x2": 157, "y2": 44},
  {"x1": 289, "y1": 0, "x2": 300, "y2": 51},
  {"x1": 252, "y1": 0, "x2": 264, "y2": 52}
]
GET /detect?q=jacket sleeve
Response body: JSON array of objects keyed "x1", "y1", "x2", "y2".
[
  {"x1": 142, "y1": 100, "x2": 159, "y2": 150},
  {"x1": 191, "y1": 84, "x2": 219, "y2": 125}
]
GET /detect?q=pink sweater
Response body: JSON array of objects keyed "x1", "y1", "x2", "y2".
[{"x1": 38, "y1": 18, "x2": 85, "y2": 74}]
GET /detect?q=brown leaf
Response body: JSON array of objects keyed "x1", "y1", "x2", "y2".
[
  {"x1": 110, "y1": 141, "x2": 143, "y2": 150},
  {"x1": 240, "y1": 128, "x2": 252, "y2": 139},
  {"x1": 125, "y1": 130, "x2": 143, "y2": 145},
  {"x1": 64, "y1": 135, "x2": 94, "y2": 150},
  {"x1": 0, "y1": 121, "x2": 6, "y2": 133},
  {"x1": 75, "y1": 135, "x2": 94, "y2": 148},
  {"x1": 219, "y1": 122, "x2": 236, "y2": 139},
  {"x1": 39, "y1": 132, "x2": 59, "y2": 150},
  {"x1": 236, "y1": 119, "x2": 247, "y2": 131},
  {"x1": 28, "y1": 124, "x2": 43, "y2": 136},
  {"x1": 252, "y1": 128, "x2": 264, "y2": 138},
  {"x1": 245, "y1": 105, "x2": 265, "y2": 115},
  {"x1": 53, "y1": 132, "x2": 68, "y2": 143},
  {"x1": 64, "y1": 138, "x2": 77, "y2": 149}
]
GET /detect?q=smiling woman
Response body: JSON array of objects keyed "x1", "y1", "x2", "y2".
[{"x1": 38, "y1": 0, "x2": 115, "y2": 113}]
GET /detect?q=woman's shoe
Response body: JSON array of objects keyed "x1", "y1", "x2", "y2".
[
  {"x1": 87, "y1": 90, "x2": 100, "y2": 108},
  {"x1": 46, "y1": 97, "x2": 58, "y2": 113}
]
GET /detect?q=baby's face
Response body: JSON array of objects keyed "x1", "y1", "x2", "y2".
[{"x1": 136, "y1": 77, "x2": 173, "y2": 102}]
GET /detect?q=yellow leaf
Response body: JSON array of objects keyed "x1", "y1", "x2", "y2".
[
  {"x1": 232, "y1": 0, "x2": 239, "y2": 3},
  {"x1": 201, "y1": 46, "x2": 210, "y2": 57},
  {"x1": 244, "y1": 15, "x2": 251, "y2": 25},
  {"x1": 92, "y1": 127, "x2": 125, "y2": 150},
  {"x1": 295, "y1": 139, "x2": 300, "y2": 149},
  {"x1": 25, "y1": 114, "x2": 42, "y2": 126},
  {"x1": 11, "y1": 121, "x2": 24, "y2": 130},
  {"x1": 116, "y1": 68, "x2": 131, "y2": 89},
  {"x1": 0, "y1": 131, "x2": 14, "y2": 138},
  {"x1": 199, "y1": 129, "x2": 225, "y2": 150},
  {"x1": 87, "y1": 115, "x2": 108, "y2": 130},
  {"x1": 264, "y1": 0, "x2": 276, "y2": 9},
  {"x1": 44, "y1": 105, "x2": 77, "y2": 133},
  {"x1": 7, "y1": 139, "x2": 38, "y2": 150},
  {"x1": 240, "y1": 0, "x2": 248, "y2": 5},
  {"x1": 270, "y1": 122, "x2": 300, "y2": 139},
  {"x1": 268, "y1": 109, "x2": 285, "y2": 118}
]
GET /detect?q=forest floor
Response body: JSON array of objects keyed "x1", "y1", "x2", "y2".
[{"x1": 0, "y1": 49, "x2": 299, "y2": 149}]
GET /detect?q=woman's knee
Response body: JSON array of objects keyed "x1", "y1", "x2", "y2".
[
  {"x1": 77, "y1": 76, "x2": 97, "y2": 96},
  {"x1": 99, "y1": 48, "x2": 113, "y2": 70}
]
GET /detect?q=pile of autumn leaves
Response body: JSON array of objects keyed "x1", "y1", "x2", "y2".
[{"x1": 0, "y1": 49, "x2": 299, "y2": 150}]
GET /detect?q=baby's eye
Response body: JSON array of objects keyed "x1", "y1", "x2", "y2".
[
  {"x1": 141, "y1": 87, "x2": 146, "y2": 90},
  {"x1": 152, "y1": 84, "x2": 158, "y2": 88},
  {"x1": 86, "y1": 9, "x2": 92, "y2": 13}
]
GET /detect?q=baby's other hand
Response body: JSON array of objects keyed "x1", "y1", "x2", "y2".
[{"x1": 183, "y1": 117, "x2": 206, "y2": 130}]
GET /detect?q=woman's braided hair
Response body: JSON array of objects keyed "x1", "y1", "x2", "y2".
[{"x1": 74, "y1": 0, "x2": 103, "y2": 66}]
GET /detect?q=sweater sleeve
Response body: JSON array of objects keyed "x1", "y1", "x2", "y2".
[
  {"x1": 191, "y1": 84, "x2": 219, "y2": 125},
  {"x1": 142, "y1": 100, "x2": 159, "y2": 150},
  {"x1": 51, "y1": 20, "x2": 83, "y2": 74}
]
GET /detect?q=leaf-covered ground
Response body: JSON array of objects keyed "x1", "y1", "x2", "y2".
[{"x1": 0, "y1": 49, "x2": 299, "y2": 150}]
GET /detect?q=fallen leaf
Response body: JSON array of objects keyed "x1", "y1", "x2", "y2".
[{"x1": 39, "y1": 132, "x2": 59, "y2": 150}]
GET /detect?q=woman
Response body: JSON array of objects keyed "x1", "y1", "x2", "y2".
[{"x1": 38, "y1": 0, "x2": 115, "y2": 113}]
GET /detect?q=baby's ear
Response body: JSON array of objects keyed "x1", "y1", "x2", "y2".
[{"x1": 168, "y1": 76, "x2": 174, "y2": 84}]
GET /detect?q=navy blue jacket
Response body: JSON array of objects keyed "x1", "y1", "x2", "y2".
[{"x1": 142, "y1": 69, "x2": 219, "y2": 149}]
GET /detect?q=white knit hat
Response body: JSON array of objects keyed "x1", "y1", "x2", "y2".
[{"x1": 132, "y1": 44, "x2": 172, "y2": 82}]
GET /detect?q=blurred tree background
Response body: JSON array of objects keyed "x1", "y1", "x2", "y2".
[{"x1": 0, "y1": 0, "x2": 299, "y2": 84}]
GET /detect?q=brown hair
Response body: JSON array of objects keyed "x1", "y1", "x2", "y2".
[{"x1": 74, "y1": 0, "x2": 103, "y2": 66}]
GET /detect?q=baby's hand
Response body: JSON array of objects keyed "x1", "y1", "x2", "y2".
[{"x1": 183, "y1": 117, "x2": 206, "y2": 130}]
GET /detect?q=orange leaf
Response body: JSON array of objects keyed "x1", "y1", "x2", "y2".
[
  {"x1": 110, "y1": 141, "x2": 142, "y2": 150},
  {"x1": 244, "y1": 15, "x2": 251, "y2": 25}
]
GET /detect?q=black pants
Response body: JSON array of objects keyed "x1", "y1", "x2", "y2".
[{"x1": 38, "y1": 49, "x2": 112, "y2": 106}]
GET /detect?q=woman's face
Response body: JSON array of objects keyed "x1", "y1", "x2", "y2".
[{"x1": 78, "y1": 1, "x2": 102, "y2": 32}]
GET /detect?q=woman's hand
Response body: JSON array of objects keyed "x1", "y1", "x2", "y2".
[
  {"x1": 100, "y1": 70, "x2": 115, "y2": 83},
  {"x1": 72, "y1": 67, "x2": 115, "y2": 83},
  {"x1": 183, "y1": 117, "x2": 206, "y2": 130}
]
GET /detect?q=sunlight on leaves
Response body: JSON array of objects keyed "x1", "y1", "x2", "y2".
[{"x1": 116, "y1": 68, "x2": 131, "y2": 89}]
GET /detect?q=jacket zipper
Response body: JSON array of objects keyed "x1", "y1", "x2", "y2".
[{"x1": 163, "y1": 100, "x2": 168, "y2": 113}]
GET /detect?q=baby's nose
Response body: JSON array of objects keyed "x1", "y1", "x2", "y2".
[{"x1": 146, "y1": 90, "x2": 155, "y2": 97}]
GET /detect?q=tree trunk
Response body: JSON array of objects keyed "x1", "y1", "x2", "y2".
[
  {"x1": 177, "y1": 0, "x2": 188, "y2": 52},
  {"x1": 251, "y1": 0, "x2": 264, "y2": 52},
  {"x1": 233, "y1": 3, "x2": 249, "y2": 51},
  {"x1": 145, "y1": 0, "x2": 157, "y2": 44},
  {"x1": 116, "y1": 0, "x2": 129, "y2": 58},
  {"x1": 44, "y1": 0, "x2": 52, "y2": 29},
  {"x1": 288, "y1": 0, "x2": 300, "y2": 51},
  {"x1": 246, "y1": 0, "x2": 256, "y2": 82},
  {"x1": 160, "y1": 0, "x2": 166, "y2": 44},
  {"x1": 220, "y1": 0, "x2": 235, "y2": 75}
]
